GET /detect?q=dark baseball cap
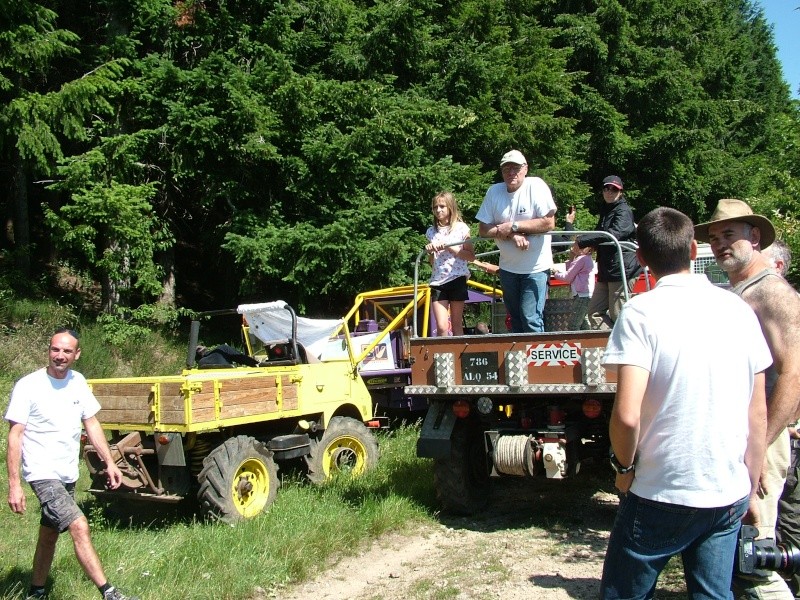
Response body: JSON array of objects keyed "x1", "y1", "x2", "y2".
[{"x1": 602, "y1": 175, "x2": 624, "y2": 190}]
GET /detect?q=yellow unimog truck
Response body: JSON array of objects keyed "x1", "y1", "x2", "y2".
[{"x1": 82, "y1": 301, "x2": 379, "y2": 522}]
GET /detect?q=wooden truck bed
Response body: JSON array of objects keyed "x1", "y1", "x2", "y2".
[{"x1": 91, "y1": 367, "x2": 310, "y2": 433}]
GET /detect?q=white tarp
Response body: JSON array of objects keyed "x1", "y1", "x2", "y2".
[
  {"x1": 321, "y1": 331, "x2": 395, "y2": 372},
  {"x1": 237, "y1": 301, "x2": 343, "y2": 358}
]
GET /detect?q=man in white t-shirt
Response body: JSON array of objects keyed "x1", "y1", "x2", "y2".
[
  {"x1": 5, "y1": 329, "x2": 138, "y2": 600},
  {"x1": 476, "y1": 149, "x2": 556, "y2": 332},
  {"x1": 599, "y1": 207, "x2": 770, "y2": 599}
]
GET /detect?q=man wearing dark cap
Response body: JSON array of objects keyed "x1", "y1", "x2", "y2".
[
  {"x1": 695, "y1": 198, "x2": 800, "y2": 600},
  {"x1": 476, "y1": 149, "x2": 556, "y2": 332},
  {"x1": 576, "y1": 175, "x2": 640, "y2": 330}
]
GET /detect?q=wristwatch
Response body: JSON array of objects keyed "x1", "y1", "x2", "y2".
[
  {"x1": 511, "y1": 222, "x2": 519, "y2": 233},
  {"x1": 609, "y1": 452, "x2": 635, "y2": 474}
]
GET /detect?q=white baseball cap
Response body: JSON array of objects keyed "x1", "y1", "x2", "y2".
[{"x1": 500, "y1": 149, "x2": 527, "y2": 166}]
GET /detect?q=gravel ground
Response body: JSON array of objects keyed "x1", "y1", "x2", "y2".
[{"x1": 266, "y1": 471, "x2": 691, "y2": 600}]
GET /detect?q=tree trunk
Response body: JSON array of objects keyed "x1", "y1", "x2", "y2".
[
  {"x1": 11, "y1": 151, "x2": 31, "y2": 277},
  {"x1": 100, "y1": 238, "x2": 128, "y2": 312},
  {"x1": 157, "y1": 247, "x2": 176, "y2": 308}
]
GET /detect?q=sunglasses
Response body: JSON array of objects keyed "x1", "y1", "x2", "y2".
[{"x1": 603, "y1": 185, "x2": 620, "y2": 192}]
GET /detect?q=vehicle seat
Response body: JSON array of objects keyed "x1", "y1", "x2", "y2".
[{"x1": 257, "y1": 341, "x2": 320, "y2": 366}]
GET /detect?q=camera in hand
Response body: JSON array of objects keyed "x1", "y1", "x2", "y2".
[{"x1": 737, "y1": 525, "x2": 800, "y2": 575}]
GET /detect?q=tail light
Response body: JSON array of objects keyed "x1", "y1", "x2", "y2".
[
  {"x1": 452, "y1": 399, "x2": 470, "y2": 419},
  {"x1": 548, "y1": 406, "x2": 566, "y2": 426},
  {"x1": 582, "y1": 399, "x2": 602, "y2": 419}
]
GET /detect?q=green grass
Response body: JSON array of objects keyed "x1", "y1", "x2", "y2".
[
  {"x1": 0, "y1": 300, "x2": 186, "y2": 385},
  {"x1": 0, "y1": 300, "x2": 436, "y2": 599},
  {"x1": 0, "y1": 427, "x2": 435, "y2": 600}
]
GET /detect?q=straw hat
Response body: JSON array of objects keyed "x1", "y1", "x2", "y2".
[{"x1": 693, "y1": 198, "x2": 775, "y2": 248}]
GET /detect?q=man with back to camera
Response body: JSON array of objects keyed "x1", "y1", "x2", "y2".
[
  {"x1": 694, "y1": 199, "x2": 800, "y2": 600},
  {"x1": 5, "y1": 328, "x2": 139, "y2": 600},
  {"x1": 476, "y1": 149, "x2": 556, "y2": 332},
  {"x1": 600, "y1": 206, "x2": 770, "y2": 599}
]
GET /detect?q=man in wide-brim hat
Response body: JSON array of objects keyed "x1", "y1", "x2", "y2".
[
  {"x1": 694, "y1": 198, "x2": 776, "y2": 278},
  {"x1": 694, "y1": 197, "x2": 776, "y2": 249},
  {"x1": 696, "y1": 199, "x2": 800, "y2": 600}
]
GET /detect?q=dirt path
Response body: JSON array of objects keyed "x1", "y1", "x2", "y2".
[{"x1": 267, "y1": 474, "x2": 667, "y2": 600}]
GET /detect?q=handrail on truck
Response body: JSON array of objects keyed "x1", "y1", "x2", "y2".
[{"x1": 412, "y1": 230, "x2": 642, "y2": 338}]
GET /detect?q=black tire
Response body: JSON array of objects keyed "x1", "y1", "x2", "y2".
[
  {"x1": 197, "y1": 435, "x2": 279, "y2": 522},
  {"x1": 306, "y1": 416, "x2": 380, "y2": 484},
  {"x1": 434, "y1": 418, "x2": 491, "y2": 515}
]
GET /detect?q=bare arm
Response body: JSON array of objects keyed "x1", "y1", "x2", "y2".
[
  {"x1": 743, "y1": 278, "x2": 800, "y2": 444},
  {"x1": 426, "y1": 231, "x2": 476, "y2": 262},
  {"x1": 495, "y1": 211, "x2": 556, "y2": 239},
  {"x1": 452, "y1": 237, "x2": 475, "y2": 262},
  {"x1": 441, "y1": 231, "x2": 475, "y2": 261},
  {"x1": 608, "y1": 364, "x2": 649, "y2": 492},
  {"x1": 479, "y1": 222, "x2": 528, "y2": 250},
  {"x1": 479, "y1": 211, "x2": 557, "y2": 240},
  {"x1": 746, "y1": 371, "x2": 768, "y2": 491},
  {"x1": 83, "y1": 416, "x2": 122, "y2": 489},
  {"x1": 471, "y1": 259, "x2": 499, "y2": 274},
  {"x1": 7, "y1": 421, "x2": 26, "y2": 514},
  {"x1": 479, "y1": 222, "x2": 500, "y2": 239},
  {"x1": 510, "y1": 212, "x2": 557, "y2": 235}
]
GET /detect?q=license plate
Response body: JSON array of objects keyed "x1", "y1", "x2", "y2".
[{"x1": 460, "y1": 352, "x2": 499, "y2": 384}]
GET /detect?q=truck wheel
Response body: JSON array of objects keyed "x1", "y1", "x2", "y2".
[
  {"x1": 307, "y1": 416, "x2": 380, "y2": 483},
  {"x1": 434, "y1": 419, "x2": 491, "y2": 515},
  {"x1": 197, "y1": 435, "x2": 279, "y2": 522}
]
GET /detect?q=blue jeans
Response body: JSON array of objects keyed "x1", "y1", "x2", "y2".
[
  {"x1": 600, "y1": 492, "x2": 749, "y2": 600},
  {"x1": 498, "y1": 269, "x2": 547, "y2": 333}
]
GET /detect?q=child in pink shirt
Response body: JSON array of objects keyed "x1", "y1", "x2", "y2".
[{"x1": 552, "y1": 241, "x2": 594, "y2": 330}]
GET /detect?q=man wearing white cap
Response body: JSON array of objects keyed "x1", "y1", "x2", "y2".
[
  {"x1": 476, "y1": 149, "x2": 556, "y2": 332},
  {"x1": 695, "y1": 198, "x2": 800, "y2": 600}
]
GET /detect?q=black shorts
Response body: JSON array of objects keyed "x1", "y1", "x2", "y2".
[{"x1": 431, "y1": 276, "x2": 469, "y2": 302}]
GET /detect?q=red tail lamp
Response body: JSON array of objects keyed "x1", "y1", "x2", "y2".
[
  {"x1": 452, "y1": 399, "x2": 470, "y2": 419},
  {"x1": 157, "y1": 434, "x2": 171, "y2": 445},
  {"x1": 582, "y1": 399, "x2": 602, "y2": 419},
  {"x1": 548, "y1": 406, "x2": 566, "y2": 426}
]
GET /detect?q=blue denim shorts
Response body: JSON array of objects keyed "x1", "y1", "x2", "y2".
[{"x1": 29, "y1": 480, "x2": 84, "y2": 533}]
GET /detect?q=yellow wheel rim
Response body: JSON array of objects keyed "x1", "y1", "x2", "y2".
[
  {"x1": 232, "y1": 457, "x2": 270, "y2": 518},
  {"x1": 322, "y1": 435, "x2": 368, "y2": 478}
]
